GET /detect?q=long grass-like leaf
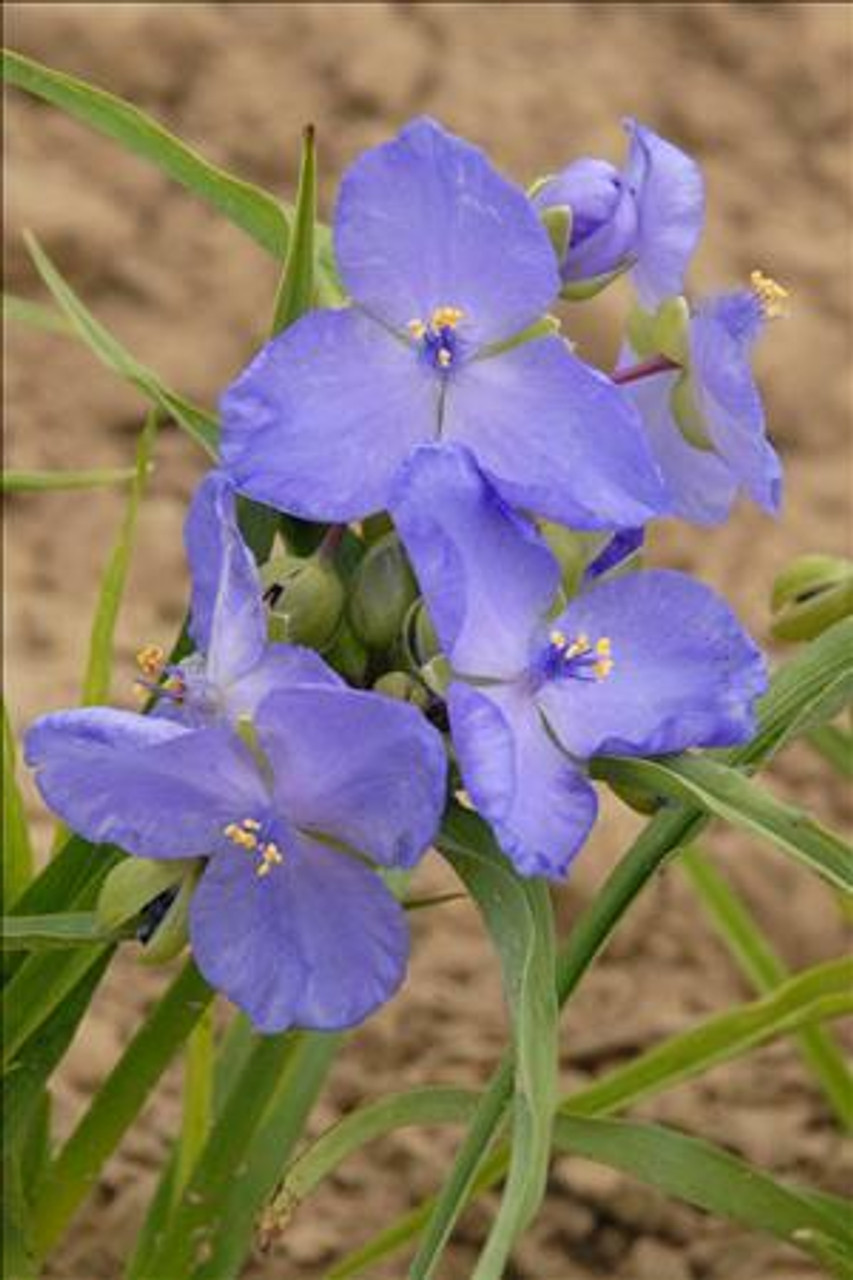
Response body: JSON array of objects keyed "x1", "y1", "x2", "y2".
[
  {"x1": 2, "y1": 466, "x2": 140, "y2": 493},
  {"x1": 24, "y1": 234, "x2": 218, "y2": 456},
  {"x1": 2, "y1": 700, "x2": 35, "y2": 906},
  {"x1": 270, "y1": 124, "x2": 316, "y2": 335}
]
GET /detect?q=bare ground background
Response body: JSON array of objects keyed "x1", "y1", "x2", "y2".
[{"x1": 4, "y1": 4, "x2": 853, "y2": 1278}]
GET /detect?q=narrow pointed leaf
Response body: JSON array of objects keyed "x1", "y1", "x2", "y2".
[
  {"x1": 270, "y1": 124, "x2": 316, "y2": 335},
  {"x1": 3, "y1": 50, "x2": 289, "y2": 257},
  {"x1": 592, "y1": 753, "x2": 853, "y2": 893},
  {"x1": 29, "y1": 961, "x2": 213, "y2": 1259},
  {"x1": 2, "y1": 700, "x2": 34, "y2": 905},
  {"x1": 1, "y1": 912, "x2": 125, "y2": 951},
  {"x1": 172, "y1": 1007, "x2": 215, "y2": 1203},
  {"x1": 3, "y1": 291, "x2": 72, "y2": 335},
  {"x1": 682, "y1": 847, "x2": 853, "y2": 1129},
  {"x1": 24, "y1": 233, "x2": 218, "y2": 456}
]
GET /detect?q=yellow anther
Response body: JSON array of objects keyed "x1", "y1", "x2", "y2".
[
  {"x1": 136, "y1": 644, "x2": 165, "y2": 678},
  {"x1": 549, "y1": 628, "x2": 567, "y2": 650},
  {"x1": 750, "y1": 270, "x2": 789, "y2": 319},
  {"x1": 595, "y1": 637, "x2": 612, "y2": 657},
  {"x1": 256, "y1": 841, "x2": 284, "y2": 878},
  {"x1": 407, "y1": 319, "x2": 427, "y2": 340},
  {"x1": 594, "y1": 658, "x2": 614, "y2": 681},
  {"x1": 430, "y1": 305, "x2": 464, "y2": 331},
  {"x1": 437, "y1": 349, "x2": 453, "y2": 369},
  {"x1": 223, "y1": 821, "x2": 259, "y2": 851}
]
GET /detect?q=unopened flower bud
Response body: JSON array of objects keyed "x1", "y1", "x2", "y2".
[
  {"x1": 139, "y1": 869, "x2": 199, "y2": 966},
  {"x1": 324, "y1": 615, "x2": 370, "y2": 685},
  {"x1": 261, "y1": 553, "x2": 344, "y2": 650},
  {"x1": 770, "y1": 555, "x2": 853, "y2": 642},
  {"x1": 97, "y1": 856, "x2": 196, "y2": 931},
  {"x1": 373, "y1": 671, "x2": 429, "y2": 709},
  {"x1": 348, "y1": 533, "x2": 417, "y2": 650}
]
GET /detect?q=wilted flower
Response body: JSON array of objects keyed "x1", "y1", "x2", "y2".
[
  {"x1": 221, "y1": 117, "x2": 668, "y2": 531},
  {"x1": 532, "y1": 119, "x2": 704, "y2": 303},
  {"x1": 26, "y1": 681, "x2": 447, "y2": 1032},
  {"x1": 393, "y1": 444, "x2": 767, "y2": 878},
  {"x1": 622, "y1": 274, "x2": 785, "y2": 524}
]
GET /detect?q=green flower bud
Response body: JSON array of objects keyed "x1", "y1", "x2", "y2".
[
  {"x1": 361, "y1": 512, "x2": 394, "y2": 547},
  {"x1": 261, "y1": 553, "x2": 344, "y2": 650},
  {"x1": 324, "y1": 615, "x2": 370, "y2": 685},
  {"x1": 139, "y1": 867, "x2": 200, "y2": 966},
  {"x1": 373, "y1": 671, "x2": 430, "y2": 709},
  {"x1": 406, "y1": 599, "x2": 440, "y2": 666},
  {"x1": 348, "y1": 533, "x2": 417, "y2": 650},
  {"x1": 670, "y1": 373, "x2": 714, "y2": 451},
  {"x1": 625, "y1": 305, "x2": 658, "y2": 359},
  {"x1": 770, "y1": 554, "x2": 853, "y2": 642},
  {"x1": 540, "y1": 204, "x2": 573, "y2": 260},
  {"x1": 97, "y1": 856, "x2": 196, "y2": 931},
  {"x1": 560, "y1": 261, "x2": 629, "y2": 302}
]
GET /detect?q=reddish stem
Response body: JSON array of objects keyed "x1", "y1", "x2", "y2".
[
  {"x1": 317, "y1": 523, "x2": 346, "y2": 561},
  {"x1": 611, "y1": 354, "x2": 680, "y2": 386}
]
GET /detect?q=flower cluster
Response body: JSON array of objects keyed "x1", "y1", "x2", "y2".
[{"x1": 28, "y1": 117, "x2": 783, "y2": 1033}]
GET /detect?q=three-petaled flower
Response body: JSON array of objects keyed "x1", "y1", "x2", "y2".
[
  {"x1": 392, "y1": 444, "x2": 767, "y2": 878},
  {"x1": 221, "y1": 116, "x2": 668, "y2": 531},
  {"x1": 26, "y1": 673, "x2": 447, "y2": 1031}
]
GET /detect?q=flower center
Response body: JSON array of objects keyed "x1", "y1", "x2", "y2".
[
  {"x1": 407, "y1": 305, "x2": 466, "y2": 372},
  {"x1": 223, "y1": 816, "x2": 284, "y2": 878},
  {"x1": 750, "y1": 270, "x2": 789, "y2": 320},
  {"x1": 135, "y1": 645, "x2": 187, "y2": 704},
  {"x1": 539, "y1": 629, "x2": 614, "y2": 684}
]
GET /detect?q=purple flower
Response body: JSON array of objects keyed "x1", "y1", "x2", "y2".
[
  {"x1": 221, "y1": 117, "x2": 668, "y2": 531},
  {"x1": 136, "y1": 470, "x2": 332, "y2": 726},
  {"x1": 533, "y1": 119, "x2": 704, "y2": 305},
  {"x1": 623, "y1": 281, "x2": 784, "y2": 525},
  {"x1": 392, "y1": 444, "x2": 767, "y2": 879},
  {"x1": 25, "y1": 680, "x2": 447, "y2": 1032}
]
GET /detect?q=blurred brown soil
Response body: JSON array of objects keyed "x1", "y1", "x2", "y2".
[{"x1": 4, "y1": 4, "x2": 852, "y2": 1278}]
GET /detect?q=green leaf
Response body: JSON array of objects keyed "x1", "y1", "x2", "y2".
[
  {"x1": 552, "y1": 1115, "x2": 853, "y2": 1263},
  {"x1": 1, "y1": 912, "x2": 124, "y2": 951},
  {"x1": 410, "y1": 805, "x2": 558, "y2": 1280},
  {"x1": 29, "y1": 961, "x2": 213, "y2": 1259},
  {"x1": 592, "y1": 753, "x2": 853, "y2": 893},
  {"x1": 3, "y1": 944, "x2": 112, "y2": 1072},
  {"x1": 140, "y1": 1033, "x2": 299, "y2": 1277},
  {"x1": 2, "y1": 465, "x2": 141, "y2": 493},
  {"x1": 190, "y1": 1031, "x2": 341, "y2": 1279},
  {"x1": 3, "y1": 49, "x2": 289, "y2": 258},
  {"x1": 263, "y1": 1087, "x2": 477, "y2": 1243},
  {"x1": 23, "y1": 233, "x2": 219, "y2": 456},
  {"x1": 270, "y1": 124, "x2": 316, "y2": 335},
  {"x1": 2, "y1": 699, "x2": 34, "y2": 906},
  {"x1": 809, "y1": 724, "x2": 853, "y2": 778},
  {"x1": 3, "y1": 291, "x2": 72, "y2": 335},
  {"x1": 81, "y1": 411, "x2": 159, "y2": 706},
  {"x1": 172, "y1": 1006, "x2": 214, "y2": 1203},
  {"x1": 682, "y1": 847, "x2": 853, "y2": 1130}
]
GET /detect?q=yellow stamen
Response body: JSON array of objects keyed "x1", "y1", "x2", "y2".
[
  {"x1": 549, "y1": 628, "x2": 567, "y2": 650},
  {"x1": 750, "y1": 270, "x2": 789, "y2": 319},
  {"x1": 407, "y1": 319, "x2": 427, "y2": 340},
  {"x1": 594, "y1": 657, "x2": 614, "y2": 681},
  {"x1": 136, "y1": 644, "x2": 165, "y2": 679},
  {"x1": 430, "y1": 305, "x2": 464, "y2": 331},
  {"x1": 595, "y1": 637, "x2": 612, "y2": 657}
]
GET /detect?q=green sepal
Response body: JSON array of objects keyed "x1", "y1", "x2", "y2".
[
  {"x1": 421, "y1": 655, "x2": 452, "y2": 698},
  {"x1": 540, "y1": 524, "x2": 605, "y2": 599},
  {"x1": 323, "y1": 615, "x2": 370, "y2": 686},
  {"x1": 771, "y1": 555, "x2": 853, "y2": 643},
  {"x1": 96, "y1": 857, "x2": 196, "y2": 931},
  {"x1": 671, "y1": 372, "x2": 714, "y2": 450},
  {"x1": 526, "y1": 173, "x2": 557, "y2": 200},
  {"x1": 653, "y1": 295, "x2": 691, "y2": 363},
  {"x1": 348, "y1": 533, "x2": 417, "y2": 650},
  {"x1": 560, "y1": 259, "x2": 630, "y2": 301},
  {"x1": 540, "y1": 204, "x2": 572, "y2": 260}
]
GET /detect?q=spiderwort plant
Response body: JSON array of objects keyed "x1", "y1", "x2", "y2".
[
  {"x1": 220, "y1": 117, "x2": 669, "y2": 530},
  {"x1": 9, "y1": 55, "x2": 852, "y2": 1280},
  {"x1": 392, "y1": 444, "x2": 767, "y2": 877}
]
